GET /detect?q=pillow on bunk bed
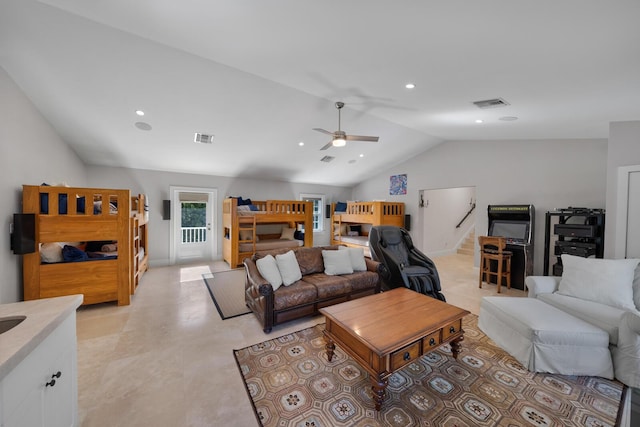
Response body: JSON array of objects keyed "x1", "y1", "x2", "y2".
[
  {"x1": 248, "y1": 204, "x2": 260, "y2": 211},
  {"x1": 333, "y1": 224, "x2": 348, "y2": 236},
  {"x1": 85, "y1": 241, "x2": 115, "y2": 252},
  {"x1": 349, "y1": 225, "x2": 362, "y2": 235},
  {"x1": 93, "y1": 200, "x2": 118, "y2": 214},
  {"x1": 256, "y1": 255, "x2": 283, "y2": 290},
  {"x1": 239, "y1": 230, "x2": 253, "y2": 241},
  {"x1": 101, "y1": 243, "x2": 117, "y2": 252},
  {"x1": 280, "y1": 227, "x2": 296, "y2": 240},
  {"x1": 322, "y1": 250, "x2": 354, "y2": 275},
  {"x1": 335, "y1": 201, "x2": 348, "y2": 212},
  {"x1": 231, "y1": 196, "x2": 253, "y2": 206},
  {"x1": 338, "y1": 246, "x2": 367, "y2": 272},
  {"x1": 275, "y1": 250, "x2": 302, "y2": 286},
  {"x1": 40, "y1": 243, "x2": 64, "y2": 263}
]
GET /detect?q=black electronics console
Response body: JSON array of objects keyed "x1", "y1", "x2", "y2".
[{"x1": 544, "y1": 207, "x2": 605, "y2": 276}]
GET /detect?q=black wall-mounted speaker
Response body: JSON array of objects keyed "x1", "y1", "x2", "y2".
[
  {"x1": 326, "y1": 204, "x2": 331, "y2": 219},
  {"x1": 163, "y1": 200, "x2": 171, "y2": 220},
  {"x1": 404, "y1": 214, "x2": 411, "y2": 231},
  {"x1": 12, "y1": 213, "x2": 36, "y2": 254}
]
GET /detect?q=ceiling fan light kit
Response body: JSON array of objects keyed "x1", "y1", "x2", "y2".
[
  {"x1": 332, "y1": 137, "x2": 347, "y2": 147},
  {"x1": 314, "y1": 101, "x2": 379, "y2": 150}
]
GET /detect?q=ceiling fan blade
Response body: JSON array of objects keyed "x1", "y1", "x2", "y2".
[
  {"x1": 313, "y1": 128, "x2": 334, "y2": 136},
  {"x1": 346, "y1": 135, "x2": 379, "y2": 142},
  {"x1": 319, "y1": 141, "x2": 333, "y2": 151}
]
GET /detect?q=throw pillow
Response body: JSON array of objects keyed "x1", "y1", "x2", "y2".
[
  {"x1": 333, "y1": 223, "x2": 348, "y2": 236},
  {"x1": 276, "y1": 250, "x2": 302, "y2": 286},
  {"x1": 335, "y1": 201, "x2": 348, "y2": 212},
  {"x1": 256, "y1": 255, "x2": 283, "y2": 290},
  {"x1": 322, "y1": 250, "x2": 354, "y2": 275},
  {"x1": 349, "y1": 225, "x2": 362, "y2": 235},
  {"x1": 338, "y1": 246, "x2": 367, "y2": 271},
  {"x1": 557, "y1": 254, "x2": 640, "y2": 310},
  {"x1": 280, "y1": 227, "x2": 295, "y2": 240},
  {"x1": 239, "y1": 229, "x2": 253, "y2": 241},
  {"x1": 40, "y1": 242, "x2": 63, "y2": 263}
]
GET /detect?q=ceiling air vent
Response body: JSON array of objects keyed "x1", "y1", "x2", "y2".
[
  {"x1": 320, "y1": 156, "x2": 335, "y2": 163},
  {"x1": 194, "y1": 133, "x2": 214, "y2": 144},
  {"x1": 472, "y1": 98, "x2": 510, "y2": 109}
]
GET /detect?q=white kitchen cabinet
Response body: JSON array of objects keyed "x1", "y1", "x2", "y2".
[{"x1": 0, "y1": 310, "x2": 77, "y2": 427}]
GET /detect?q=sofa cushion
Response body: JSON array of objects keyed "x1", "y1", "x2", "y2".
[
  {"x1": 558, "y1": 254, "x2": 639, "y2": 311},
  {"x1": 302, "y1": 274, "x2": 352, "y2": 299},
  {"x1": 273, "y1": 280, "x2": 318, "y2": 311},
  {"x1": 538, "y1": 292, "x2": 630, "y2": 345},
  {"x1": 276, "y1": 250, "x2": 302, "y2": 286},
  {"x1": 292, "y1": 246, "x2": 337, "y2": 275},
  {"x1": 343, "y1": 271, "x2": 380, "y2": 292},
  {"x1": 322, "y1": 250, "x2": 354, "y2": 275}
]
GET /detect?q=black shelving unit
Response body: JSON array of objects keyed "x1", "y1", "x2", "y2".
[{"x1": 543, "y1": 208, "x2": 605, "y2": 276}]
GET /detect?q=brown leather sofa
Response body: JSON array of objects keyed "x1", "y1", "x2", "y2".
[{"x1": 244, "y1": 245, "x2": 382, "y2": 333}]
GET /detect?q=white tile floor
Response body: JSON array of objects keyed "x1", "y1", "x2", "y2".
[{"x1": 76, "y1": 253, "x2": 526, "y2": 426}]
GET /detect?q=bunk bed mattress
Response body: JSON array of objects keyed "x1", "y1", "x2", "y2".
[
  {"x1": 334, "y1": 235, "x2": 369, "y2": 247},
  {"x1": 239, "y1": 239, "x2": 303, "y2": 252}
]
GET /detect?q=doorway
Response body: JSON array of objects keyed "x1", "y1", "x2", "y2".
[
  {"x1": 615, "y1": 165, "x2": 640, "y2": 258},
  {"x1": 170, "y1": 186, "x2": 217, "y2": 264},
  {"x1": 419, "y1": 186, "x2": 476, "y2": 257}
]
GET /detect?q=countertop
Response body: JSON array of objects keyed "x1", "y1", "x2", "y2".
[{"x1": 0, "y1": 295, "x2": 83, "y2": 381}]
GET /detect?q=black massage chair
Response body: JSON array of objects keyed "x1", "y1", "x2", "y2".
[{"x1": 368, "y1": 225, "x2": 445, "y2": 301}]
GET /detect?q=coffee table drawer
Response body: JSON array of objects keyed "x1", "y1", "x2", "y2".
[
  {"x1": 443, "y1": 319, "x2": 462, "y2": 340},
  {"x1": 390, "y1": 341, "x2": 421, "y2": 370},
  {"x1": 422, "y1": 331, "x2": 440, "y2": 350}
]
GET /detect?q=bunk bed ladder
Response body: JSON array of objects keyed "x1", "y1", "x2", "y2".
[{"x1": 238, "y1": 215, "x2": 257, "y2": 258}]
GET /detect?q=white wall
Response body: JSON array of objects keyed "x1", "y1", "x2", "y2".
[
  {"x1": 86, "y1": 166, "x2": 353, "y2": 265},
  {"x1": 353, "y1": 139, "x2": 607, "y2": 275},
  {"x1": 420, "y1": 186, "x2": 476, "y2": 256},
  {"x1": 605, "y1": 121, "x2": 640, "y2": 257},
  {"x1": 0, "y1": 67, "x2": 87, "y2": 303}
]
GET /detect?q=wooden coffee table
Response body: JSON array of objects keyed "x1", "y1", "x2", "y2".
[{"x1": 319, "y1": 287, "x2": 470, "y2": 411}]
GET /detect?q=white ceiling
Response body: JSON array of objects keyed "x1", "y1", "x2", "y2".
[{"x1": 1, "y1": 1, "x2": 639, "y2": 186}]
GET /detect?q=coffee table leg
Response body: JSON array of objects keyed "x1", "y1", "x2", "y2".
[
  {"x1": 371, "y1": 375, "x2": 388, "y2": 411},
  {"x1": 450, "y1": 334, "x2": 464, "y2": 360},
  {"x1": 323, "y1": 334, "x2": 336, "y2": 362}
]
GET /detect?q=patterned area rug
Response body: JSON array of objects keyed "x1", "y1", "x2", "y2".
[{"x1": 233, "y1": 315, "x2": 625, "y2": 427}]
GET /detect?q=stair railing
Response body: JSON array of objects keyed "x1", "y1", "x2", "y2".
[{"x1": 456, "y1": 203, "x2": 476, "y2": 229}]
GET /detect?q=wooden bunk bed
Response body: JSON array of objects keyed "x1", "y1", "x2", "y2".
[
  {"x1": 130, "y1": 193, "x2": 149, "y2": 294},
  {"x1": 331, "y1": 201, "x2": 405, "y2": 254},
  {"x1": 22, "y1": 185, "x2": 148, "y2": 306},
  {"x1": 223, "y1": 198, "x2": 314, "y2": 267}
]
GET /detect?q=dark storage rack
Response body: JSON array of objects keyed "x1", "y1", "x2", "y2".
[{"x1": 543, "y1": 208, "x2": 605, "y2": 276}]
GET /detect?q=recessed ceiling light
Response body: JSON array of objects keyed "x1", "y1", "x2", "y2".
[
  {"x1": 405, "y1": 83, "x2": 416, "y2": 89},
  {"x1": 135, "y1": 110, "x2": 145, "y2": 116},
  {"x1": 475, "y1": 119, "x2": 483, "y2": 124},
  {"x1": 499, "y1": 116, "x2": 519, "y2": 121},
  {"x1": 134, "y1": 122, "x2": 152, "y2": 131},
  {"x1": 298, "y1": 142, "x2": 304, "y2": 146},
  {"x1": 359, "y1": 154, "x2": 364, "y2": 158}
]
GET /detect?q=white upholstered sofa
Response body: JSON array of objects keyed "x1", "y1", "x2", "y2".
[{"x1": 525, "y1": 254, "x2": 640, "y2": 388}]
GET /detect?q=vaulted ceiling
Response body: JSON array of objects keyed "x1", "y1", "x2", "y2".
[{"x1": 1, "y1": 1, "x2": 639, "y2": 186}]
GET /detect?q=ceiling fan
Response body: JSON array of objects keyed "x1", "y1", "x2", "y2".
[{"x1": 313, "y1": 101, "x2": 379, "y2": 150}]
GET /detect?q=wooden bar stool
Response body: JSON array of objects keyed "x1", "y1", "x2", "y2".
[{"x1": 478, "y1": 236, "x2": 512, "y2": 293}]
